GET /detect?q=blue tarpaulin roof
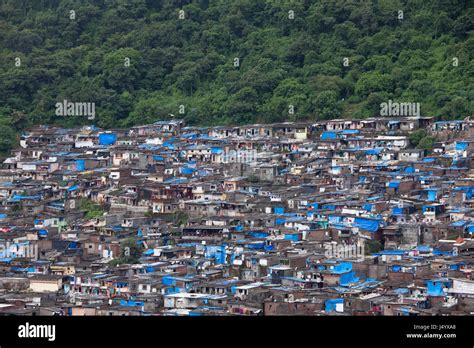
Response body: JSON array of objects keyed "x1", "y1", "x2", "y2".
[
  {"x1": 76, "y1": 159, "x2": 85, "y2": 171},
  {"x1": 180, "y1": 167, "x2": 195, "y2": 175},
  {"x1": 11, "y1": 195, "x2": 41, "y2": 201},
  {"x1": 392, "y1": 207, "x2": 404, "y2": 216},
  {"x1": 321, "y1": 132, "x2": 337, "y2": 139},
  {"x1": 416, "y1": 245, "x2": 431, "y2": 252},
  {"x1": 353, "y1": 217, "x2": 381, "y2": 232},
  {"x1": 211, "y1": 147, "x2": 224, "y2": 154},
  {"x1": 427, "y1": 190, "x2": 437, "y2": 201},
  {"x1": 67, "y1": 184, "x2": 78, "y2": 192},
  {"x1": 99, "y1": 133, "x2": 117, "y2": 145},
  {"x1": 456, "y1": 142, "x2": 468, "y2": 151},
  {"x1": 388, "y1": 180, "x2": 400, "y2": 188},
  {"x1": 449, "y1": 220, "x2": 468, "y2": 227},
  {"x1": 340, "y1": 129, "x2": 359, "y2": 135},
  {"x1": 366, "y1": 148, "x2": 381, "y2": 155}
]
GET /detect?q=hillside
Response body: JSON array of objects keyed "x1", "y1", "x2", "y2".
[{"x1": 0, "y1": 0, "x2": 473, "y2": 154}]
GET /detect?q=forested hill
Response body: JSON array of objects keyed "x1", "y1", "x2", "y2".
[{"x1": 0, "y1": 0, "x2": 473, "y2": 153}]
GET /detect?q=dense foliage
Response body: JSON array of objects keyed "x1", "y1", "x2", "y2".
[
  {"x1": 0, "y1": 0, "x2": 473, "y2": 154},
  {"x1": 79, "y1": 198, "x2": 105, "y2": 219},
  {"x1": 109, "y1": 238, "x2": 144, "y2": 266}
]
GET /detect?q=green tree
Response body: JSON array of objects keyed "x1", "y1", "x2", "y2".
[
  {"x1": 418, "y1": 136, "x2": 435, "y2": 150},
  {"x1": 409, "y1": 129, "x2": 428, "y2": 147},
  {"x1": 0, "y1": 120, "x2": 16, "y2": 155},
  {"x1": 79, "y1": 198, "x2": 105, "y2": 219},
  {"x1": 173, "y1": 211, "x2": 189, "y2": 228},
  {"x1": 365, "y1": 240, "x2": 383, "y2": 255},
  {"x1": 0, "y1": 0, "x2": 471, "y2": 151},
  {"x1": 110, "y1": 238, "x2": 144, "y2": 265},
  {"x1": 312, "y1": 91, "x2": 342, "y2": 120},
  {"x1": 355, "y1": 72, "x2": 394, "y2": 97}
]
